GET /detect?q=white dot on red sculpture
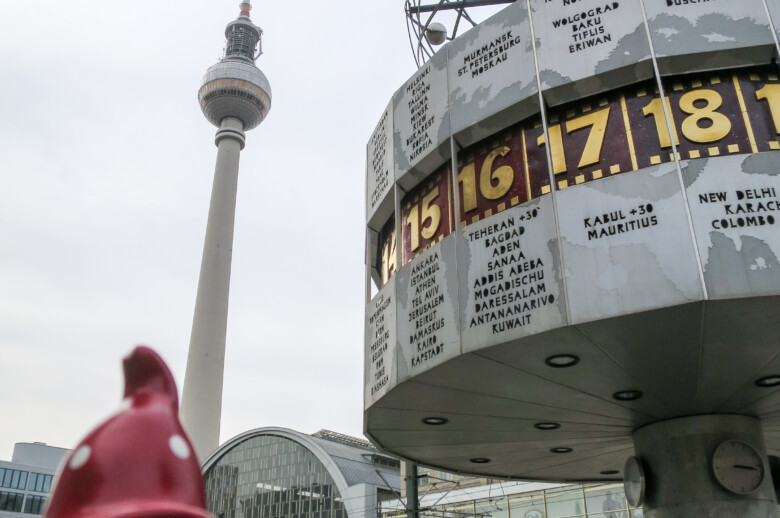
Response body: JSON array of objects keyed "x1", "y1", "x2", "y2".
[
  {"x1": 69, "y1": 445, "x2": 91, "y2": 470},
  {"x1": 169, "y1": 435, "x2": 191, "y2": 460}
]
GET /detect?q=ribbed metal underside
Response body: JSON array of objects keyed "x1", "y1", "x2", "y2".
[{"x1": 365, "y1": 297, "x2": 780, "y2": 482}]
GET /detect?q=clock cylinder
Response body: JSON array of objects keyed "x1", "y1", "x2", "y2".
[
  {"x1": 364, "y1": 1, "x2": 780, "y2": 516},
  {"x1": 632, "y1": 415, "x2": 776, "y2": 518}
]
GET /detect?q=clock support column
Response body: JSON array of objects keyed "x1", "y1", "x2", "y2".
[{"x1": 630, "y1": 415, "x2": 778, "y2": 518}]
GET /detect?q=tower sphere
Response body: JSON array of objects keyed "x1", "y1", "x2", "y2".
[
  {"x1": 198, "y1": 61, "x2": 271, "y2": 131},
  {"x1": 197, "y1": 2, "x2": 271, "y2": 131}
]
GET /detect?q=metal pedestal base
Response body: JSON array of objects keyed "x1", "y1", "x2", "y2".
[{"x1": 633, "y1": 415, "x2": 778, "y2": 518}]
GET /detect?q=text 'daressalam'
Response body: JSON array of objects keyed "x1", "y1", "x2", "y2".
[{"x1": 467, "y1": 210, "x2": 554, "y2": 335}]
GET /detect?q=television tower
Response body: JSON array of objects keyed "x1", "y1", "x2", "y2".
[{"x1": 181, "y1": 0, "x2": 271, "y2": 462}]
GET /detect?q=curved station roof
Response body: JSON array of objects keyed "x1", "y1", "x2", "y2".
[
  {"x1": 363, "y1": 0, "x2": 780, "y2": 482},
  {"x1": 203, "y1": 427, "x2": 400, "y2": 490},
  {"x1": 203, "y1": 428, "x2": 400, "y2": 518}
]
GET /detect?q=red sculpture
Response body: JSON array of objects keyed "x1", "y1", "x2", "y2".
[{"x1": 45, "y1": 346, "x2": 212, "y2": 518}]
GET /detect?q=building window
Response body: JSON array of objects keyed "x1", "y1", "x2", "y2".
[
  {"x1": 27, "y1": 473, "x2": 53, "y2": 494},
  {"x1": 24, "y1": 495, "x2": 47, "y2": 515},
  {"x1": 366, "y1": 454, "x2": 400, "y2": 470},
  {"x1": 0, "y1": 490, "x2": 25, "y2": 513},
  {"x1": 0, "y1": 469, "x2": 29, "y2": 490}
]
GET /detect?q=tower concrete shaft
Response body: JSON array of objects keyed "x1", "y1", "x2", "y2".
[
  {"x1": 181, "y1": 0, "x2": 270, "y2": 463},
  {"x1": 181, "y1": 118, "x2": 246, "y2": 462}
]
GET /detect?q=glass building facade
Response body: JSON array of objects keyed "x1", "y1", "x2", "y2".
[
  {"x1": 0, "y1": 469, "x2": 53, "y2": 514},
  {"x1": 386, "y1": 482, "x2": 641, "y2": 518},
  {"x1": 205, "y1": 434, "x2": 347, "y2": 518},
  {"x1": 0, "y1": 443, "x2": 65, "y2": 518},
  {"x1": 203, "y1": 429, "x2": 400, "y2": 518}
]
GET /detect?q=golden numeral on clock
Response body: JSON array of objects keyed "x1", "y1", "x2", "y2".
[
  {"x1": 457, "y1": 146, "x2": 514, "y2": 213},
  {"x1": 643, "y1": 89, "x2": 731, "y2": 146},
  {"x1": 407, "y1": 186, "x2": 441, "y2": 252},
  {"x1": 381, "y1": 229, "x2": 396, "y2": 285},
  {"x1": 537, "y1": 125, "x2": 566, "y2": 174},
  {"x1": 756, "y1": 84, "x2": 780, "y2": 135},
  {"x1": 642, "y1": 97, "x2": 679, "y2": 148},
  {"x1": 537, "y1": 107, "x2": 610, "y2": 174},
  {"x1": 679, "y1": 89, "x2": 731, "y2": 143}
]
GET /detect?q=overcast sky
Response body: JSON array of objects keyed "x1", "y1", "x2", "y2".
[{"x1": 0, "y1": 0, "x2": 506, "y2": 461}]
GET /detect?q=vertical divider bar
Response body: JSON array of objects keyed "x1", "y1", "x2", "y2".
[
  {"x1": 762, "y1": 0, "x2": 780, "y2": 148},
  {"x1": 638, "y1": 0, "x2": 709, "y2": 301},
  {"x1": 762, "y1": 0, "x2": 780, "y2": 63},
  {"x1": 525, "y1": 0, "x2": 572, "y2": 325},
  {"x1": 449, "y1": 134, "x2": 463, "y2": 352},
  {"x1": 580, "y1": 485, "x2": 589, "y2": 517},
  {"x1": 364, "y1": 135, "x2": 375, "y2": 413},
  {"x1": 638, "y1": 0, "x2": 711, "y2": 403},
  {"x1": 620, "y1": 95, "x2": 640, "y2": 171},
  {"x1": 364, "y1": 144, "x2": 372, "y2": 306},
  {"x1": 363, "y1": 225, "x2": 375, "y2": 411},
  {"x1": 732, "y1": 75, "x2": 759, "y2": 154},
  {"x1": 521, "y1": 129, "x2": 532, "y2": 202},
  {"x1": 364, "y1": 229, "x2": 374, "y2": 304},
  {"x1": 393, "y1": 180, "x2": 404, "y2": 391},
  {"x1": 395, "y1": 183, "x2": 404, "y2": 274},
  {"x1": 445, "y1": 43, "x2": 465, "y2": 356},
  {"x1": 363, "y1": 143, "x2": 372, "y2": 413}
]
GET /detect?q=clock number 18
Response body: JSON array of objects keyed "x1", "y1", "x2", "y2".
[{"x1": 643, "y1": 89, "x2": 732, "y2": 146}]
